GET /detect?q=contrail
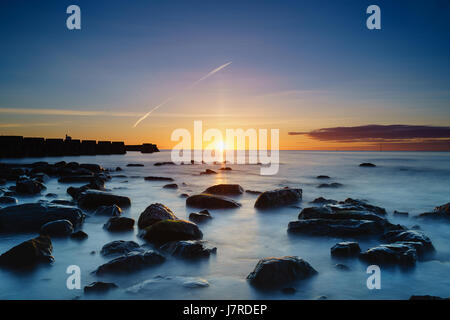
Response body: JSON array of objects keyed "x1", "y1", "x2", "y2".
[{"x1": 133, "y1": 61, "x2": 232, "y2": 128}]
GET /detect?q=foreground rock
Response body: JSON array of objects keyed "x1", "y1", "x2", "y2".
[
  {"x1": 104, "y1": 217, "x2": 135, "y2": 231},
  {"x1": 186, "y1": 194, "x2": 241, "y2": 209},
  {"x1": 254, "y1": 188, "x2": 302, "y2": 209},
  {"x1": 141, "y1": 219, "x2": 203, "y2": 244},
  {"x1": 94, "y1": 204, "x2": 122, "y2": 216},
  {"x1": 16, "y1": 178, "x2": 46, "y2": 194},
  {"x1": 40, "y1": 219, "x2": 74, "y2": 237},
  {"x1": 0, "y1": 235, "x2": 53, "y2": 267},
  {"x1": 247, "y1": 256, "x2": 317, "y2": 288},
  {"x1": 331, "y1": 242, "x2": 361, "y2": 257},
  {"x1": 101, "y1": 240, "x2": 143, "y2": 256},
  {"x1": 359, "y1": 243, "x2": 418, "y2": 265},
  {"x1": 382, "y1": 230, "x2": 434, "y2": 254},
  {"x1": 418, "y1": 203, "x2": 450, "y2": 220},
  {"x1": 0, "y1": 196, "x2": 18, "y2": 205},
  {"x1": 203, "y1": 184, "x2": 244, "y2": 195},
  {"x1": 0, "y1": 203, "x2": 84, "y2": 232},
  {"x1": 189, "y1": 210, "x2": 212, "y2": 223},
  {"x1": 84, "y1": 282, "x2": 118, "y2": 294},
  {"x1": 137, "y1": 203, "x2": 178, "y2": 229},
  {"x1": 77, "y1": 190, "x2": 131, "y2": 210},
  {"x1": 94, "y1": 251, "x2": 165, "y2": 274},
  {"x1": 160, "y1": 240, "x2": 217, "y2": 259}
]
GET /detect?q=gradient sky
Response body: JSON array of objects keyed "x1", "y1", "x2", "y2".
[{"x1": 0, "y1": 0, "x2": 449, "y2": 150}]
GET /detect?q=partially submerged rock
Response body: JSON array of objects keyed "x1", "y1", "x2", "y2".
[
  {"x1": 310, "y1": 197, "x2": 338, "y2": 205},
  {"x1": 316, "y1": 175, "x2": 330, "y2": 179},
  {"x1": 246, "y1": 190, "x2": 262, "y2": 195},
  {"x1": 418, "y1": 203, "x2": 450, "y2": 220},
  {"x1": 203, "y1": 184, "x2": 244, "y2": 195},
  {"x1": 84, "y1": 281, "x2": 118, "y2": 294},
  {"x1": 318, "y1": 183, "x2": 343, "y2": 188},
  {"x1": 0, "y1": 196, "x2": 18, "y2": 205},
  {"x1": 94, "y1": 251, "x2": 165, "y2": 274},
  {"x1": 381, "y1": 230, "x2": 434, "y2": 253},
  {"x1": 70, "y1": 230, "x2": 88, "y2": 240},
  {"x1": 16, "y1": 178, "x2": 46, "y2": 194},
  {"x1": 359, "y1": 163, "x2": 376, "y2": 167},
  {"x1": 40, "y1": 219, "x2": 74, "y2": 237},
  {"x1": 137, "y1": 203, "x2": 178, "y2": 229},
  {"x1": 254, "y1": 188, "x2": 302, "y2": 209},
  {"x1": 141, "y1": 219, "x2": 203, "y2": 244},
  {"x1": 77, "y1": 190, "x2": 131, "y2": 210},
  {"x1": 100, "y1": 240, "x2": 143, "y2": 256},
  {"x1": 103, "y1": 217, "x2": 135, "y2": 231},
  {"x1": 331, "y1": 242, "x2": 361, "y2": 257},
  {"x1": 163, "y1": 183, "x2": 178, "y2": 189},
  {"x1": 359, "y1": 243, "x2": 418, "y2": 265},
  {"x1": 288, "y1": 219, "x2": 388, "y2": 237},
  {"x1": 94, "y1": 204, "x2": 122, "y2": 216},
  {"x1": 126, "y1": 163, "x2": 144, "y2": 167},
  {"x1": 144, "y1": 176, "x2": 174, "y2": 181},
  {"x1": 186, "y1": 194, "x2": 241, "y2": 209},
  {"x1": 0, "y1": 203, "x2": 84, "y2": 232},
  {"x1": 189, "y1": 210, "x2": 212, "y2": 223},
  {"x1": 159, "y1": 240, "x2": 217, "y2": 259},
  {"x1": 200, "y1": 169, "x2": 217, "y2": 175},
  {"x1": 0, "y1": 235, "x2": 53, "y2": 268},
  {"x1": 247, "y1": 256, "x2": 317, "y2": 288}
]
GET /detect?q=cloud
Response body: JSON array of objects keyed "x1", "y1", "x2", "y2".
[
  {"x1": 288, "y1": 124, "x2": 450, "y2": 142},
  {"x1": 0, "y1": 108, "x2": 141, "y2": 117}
]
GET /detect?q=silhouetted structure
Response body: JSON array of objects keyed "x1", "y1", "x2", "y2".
[{"x1": 0, "y1": 135, "x2": 158, "y2": 158}]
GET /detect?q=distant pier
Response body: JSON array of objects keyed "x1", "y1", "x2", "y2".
[{"x1": 0, "y1": 136, "x2": 159, "y2": 158}]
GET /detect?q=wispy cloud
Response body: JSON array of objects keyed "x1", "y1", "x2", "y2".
[{"x1": 0, "y1": 108, "x2": 141, "y2": 117}]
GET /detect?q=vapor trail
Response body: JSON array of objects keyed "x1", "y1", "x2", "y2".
[{"x1": 133, "y1": 61, "x2": 232, "y2": 128}]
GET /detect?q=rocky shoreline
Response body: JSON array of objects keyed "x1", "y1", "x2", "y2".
[{"x1": 0, "y1": 160, "x2": 448, "y2": 299}]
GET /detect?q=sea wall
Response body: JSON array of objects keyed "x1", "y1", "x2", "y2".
[{"x1": 0, "y1": 136, "x2": 158, "y2": 158}]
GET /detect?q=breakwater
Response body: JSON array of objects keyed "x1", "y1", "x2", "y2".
[{"x1": 0, "y1": 136, "x2": 159, "y2": 158}]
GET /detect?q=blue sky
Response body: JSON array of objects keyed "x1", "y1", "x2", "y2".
[{"x1": 0, "y1": 0, "x2": 449, "y2": 148}]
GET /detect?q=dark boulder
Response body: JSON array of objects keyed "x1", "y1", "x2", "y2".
[
  {"x1": 382, "y1": 230, "x2": 434, "y2": 253},
  {"x1": 126, "y1": 163, "x2": 144, "y2": 167},
  {"x1": 163, "y1": 183, "x2": 178, "y2": 189},
  {"x1": 51, "y1": 199, "x2": 76, "y2": 206},
  {"x1": 0, "y1": 196, "x2": 18, "y2": 205},
  {"x1": 318, "y1": 182, "x2": 343, "y2": 188},
  {"x1": 359, "y1": 243, "x2": 418, "y2": 265},
  {"x1": 310, "y1": 197, "x2": 337, "y2": 205},
  {"x1": 246, "y1": 190, "x2": 262, "y2": 195},
  {"x1": 200, "y1": 169, "x2": 217, "y2": 175},
  {"x1": 94, "y1": 251, "x2": 165, "y2": 274},
  {"x1": 103, "y1": 217, "x2": 135, "y2": 231},
  {"x1": 160, "y1": 240, "x2": 217, "y2": 259},
  {"x1": 84, "y1": 281, "x2": 118, "y2": 293},
  {"x1": 16, "y1": 178, "x2": 46, "y2": 194},
  {"x1": 80, "y1": 163, "x2": 103, "y2": 173},
  {"x1": 186, "y1": 194, "x2": 241, "y2": 209},
  {"x1": 94, "y1": 204, "x2": 122, "y2": 216},
  {"x1": 77, "y1": 190, "x2": 131, "y2": 210},
  {"x1": 288, "y1": 219, "x2": 387, "y2": 237},
  {"x1": 0, "y1": 203, "x2": 84, "y2": 232},
  {"x1": 418, "y1": 203, "x2": 450, "y2": 219},
  {"x1": 100, "y1": 240, "x2": 143, "y2": 256},
  {"x1": 247, "y1": 256, "x2": 317, "y2": 288},
  {"x1": 359, "y1": 163, "x2": 376, "y2": 167},
  {"x1": 189, "y1": 210, "x2": 212, "y2": 223},
  {"x1": 144, "y1": 176, "x2": 174, "y2": 181},
  {"x1": 0, "y1": 235, "x2": 53, "y2": 267},
  {"x1": 70, "y1": 230, "x2": 88, "y2": 240},
  {"x1": 40, "y1": 219, "x2": 74, "y2": 237},
  {"x1": 330, "y1": 242, "x2": 361, "y2": 257},
  {"x1": 219, "y1": 167, "x2": 232, "y2": 171},
  {"x1": 203, "y1": 184, "x2": 244, "y2": 195},
  {"x1": 141, "y1": 219, "x2": 203, "y2": 244},
  {"x1": 137, "y1": 203, "x2": 178, "y2": 229},
  {"x1": 316, "y1": 175, "x2": 330, "y2": 179},
  {"x1": 254, "y1": 188, "x2": 302, "y2": 209},
  {"x1": 298, "y1": 206, "x2": 387, "y2": 223},
  {"x1": 393, "y1": 210, "x2": 409, "y2": 216}
]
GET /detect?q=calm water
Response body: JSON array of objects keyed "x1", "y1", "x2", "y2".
[{"x1": 0, "y1": 151, "x2": 449, "y2": 300}]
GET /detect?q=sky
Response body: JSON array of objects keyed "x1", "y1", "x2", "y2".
[{"x1": 0, "y1": 0, "x2": 449, "y2": 150}]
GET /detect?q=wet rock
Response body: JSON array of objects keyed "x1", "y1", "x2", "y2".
[
  {"x1": 16, "y1": 178, "x2": 46, "y2": 194},
  {"x1": 0, "y1": 196, "x2": 18, "y2": 205},
  {"x1": 254, "y1": 188, "x2": 302, "y2": 209},
  {"x1": 310, "y1": 197, "x2": 338, "y2": 205},
  {"x1": 160, "y1": 240, "x2": 217, "y2": 259},
  {"x1": 418, "y1": 203, "x2": 450, "y2": 219},
  {"x1": 51, "y1": 199, "x2": 75, "y2": 206},
  {"x1": 189, "y1": 210, "x2": 212, "y2": 223},
  {"x1": 126, "y1": 163, "x2": 144, "y2": 167},
  {"x1": 154, "y1": 161, "x2": 176, "y2": 166},
  {"x1": 298, "y1": 206, "x2": 387, "y2": 223},
  {"x1": 247, "y1": 256, "x2": 317, "y2": 288},
  {"x1": 382, "y1": 230, "x2": 434, "y2": 253},
  {"x1": 94, "y1": 251, "x2": 165, "y2": 274},
  {"x1": 200, "y1": 169, "x2": 217, "y2": 175},
  {"x1": 144, "y1": 176, "x2": 174, "y2": 181},
  {"x1": 0, "y1": 203, "x2": 84, "y2": 232},
  {"x1": 80, "y1": 163, "x2": 103, "y2": 173},
  {"x1": 331, "y1": 242, "x2": 361, "y2": 257},
  {"x1": 45, "y1": 193, "x2": 58, "y2": 198},
  {"x1": 84, "y1": 281, "x2": 118, "y2": 293},
  {"x1": 70, "y1": 230, "x2": 88, "y2": 240},
  {"x1": 359, "y1": 163, "x2": 376, "y2": 167},
  {"x1": 318, "y1": 182, "x2": 343, "y2": 188},
  {"x1": 94, "y1": 204, "x2": 122, "y2": 216},
  {"x1": 393, "y1": 210, "x2": 409, "y2": 216},
  {"x1": 359, "y1": 243, "x2": 418, "y2": 265},
  {"x1": 103, "y1": 217, "x2": 135, "y2": 231},
  {"x1": 163, "y1": 183, "x2": 178, "y2": 189},
  {"x1": 203, "y1": 184, "x2": 244, "y2": 195},
  {"x1": 101, "y1": 240, "x2": 143, "y2": 256},
  {"x1": 0, "y1": 235, "x2": 53, "y2": 268},
  {"x1": 180, "y1": 193, "x2": 189, "y2": 198},
  {"x1": 141, "y1": 219, "x2": 203, "y2": 244},
  {"x1": 186, "y1": 193, "x2": 241, "y2": 209},
  {"x1": 77, "y1": 190, "x2": 131, "y2": 210},
  {"x1": 316, "y1": 175, "x2": 330, "y2": 179},
  {"x1": 182, "y1": 278, "x2": 210, "y2": 288},
  {"x1": 40, "y1": 219, "x2": 74, "y2": 237},
  {"x1": 246, "y1": 190, "x2": 262, "y2": 195},
  {"x1": 138, "y1": 203, "x2": 178, "y2": 229},
  {"x1": 288, "y1": 219, "x2": 388, "y2": 237},
  {"x1": 116, "y1": 167, "x2": 122, "y2": 171},
  {"x1": 219, "y1": 167, "x2": 232, "y2": 171},
  {"x1": 335, "y1": 198, "x2": 387, "y2": 216}
]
